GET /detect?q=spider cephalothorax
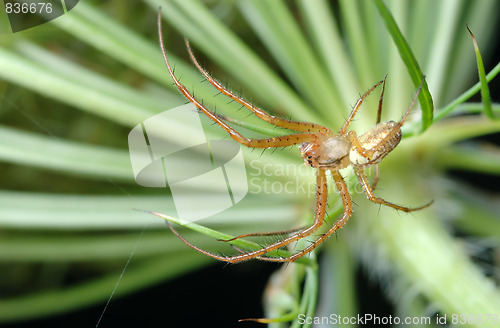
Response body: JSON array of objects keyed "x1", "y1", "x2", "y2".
[
  {"x1": 158, "y1": 11, "x2": 432, "y2": 263},
  {"x1": 299, "y1": 135, "x2": 350, "y2": 169}
]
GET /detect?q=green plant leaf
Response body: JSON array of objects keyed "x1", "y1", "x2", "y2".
[
  {"x1": 467, "y1": 24, "x2": 494, "y2": 119},
  {"x1": 0, "y1": 126, "x2": 132, "y2": 180},
  {"x1": 152, "y1": 211, "x2": 313, "y2": 265},
  {"x1": 431, "y1": 61, "x2": 500, "y2": 124},
  {"x1": 373, "y1": 0, "x2": 434, "y2": 131},
  {"x1": 237, "y1": 0, "x2": 342, "y2": 124}
]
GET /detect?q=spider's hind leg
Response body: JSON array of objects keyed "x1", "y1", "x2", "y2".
[
  {"x1": 371, "y1": 165, "x2": 380, "y2": 190},
  {"x1": 354, "y1": 167, "x2": 433, "y2": 212},
  {"x1": 339, "y1": 77, "x2": 386, "y2": 135},
  {"x1": 375, "y1": 74, "x2": 388, "y2": 124},
  {"x1": 346, "y1": 77, "x2": 425, "y2": 161}
]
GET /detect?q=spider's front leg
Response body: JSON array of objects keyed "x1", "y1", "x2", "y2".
[
  {"x1": 184, "y1": 39, "x2": 330, "y2": 135},
  {"x1": 157, "y1": 11, "x2": 329, "y2": 150}
]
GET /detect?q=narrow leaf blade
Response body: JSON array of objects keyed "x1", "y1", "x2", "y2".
[
  {"x1": 373, "y1": 0, "x2": 434, "y2": 131},
  {"x1": 467, "y1": 24, "x2": 494, "y2": 120}
]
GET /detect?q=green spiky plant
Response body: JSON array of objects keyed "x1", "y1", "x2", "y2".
[{"x1": 1, "y1": 0, "x2": 500, "y2": 327}]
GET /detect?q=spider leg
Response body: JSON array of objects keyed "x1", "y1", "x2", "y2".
[
  {"x1": 229, "y1": 245, "x2": 286, "y2": 263},
  {"x1": 254, "y1": 170, "x2": 353, "y2": 262},
  {"x1": 354, "y1": 167, "x2": 433, "y2": 212},
  {"x1": 184, "y1": 39, "x2": 330, "y2": 135},
  {"x1": 339, "y1": 79, "x2": 385, "y2": 135},
  {"x1": 158, "y1": 12, "x2": 320, "y2": 148},
  {"x1": 372, "y1": 77, "x2": 425, "y2": 149},
  {"x1": 347, "y1": 77, "x2": 425, "y2": 159},
  {"x1": 375, "y1": 75, "x2": 388, "y2": 124},
  {"x1": 371, "y1": 165, "x2": 380, "y2": 190},
  {"x1": 165, "y1": 221, "x2": 281, "y2": 262},
  {"x1": 217, "y1": 226, "x2": 306, "y2": 242},
  {"x1": 166, "y1": 168, "x2": 329, "y2": 263}
]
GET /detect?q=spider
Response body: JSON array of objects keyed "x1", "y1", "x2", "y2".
[{"x1": 157, "y1": 12, "x2": 432, "y2": 263}]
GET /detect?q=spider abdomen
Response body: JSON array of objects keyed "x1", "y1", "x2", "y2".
[{"x1": 349, "y1": 121, "x2": 401, "y2": 166}]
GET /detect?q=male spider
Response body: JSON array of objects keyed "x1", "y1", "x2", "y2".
[{"x1": 157, "y1": 12, "x2": 432, "y2": 263}]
